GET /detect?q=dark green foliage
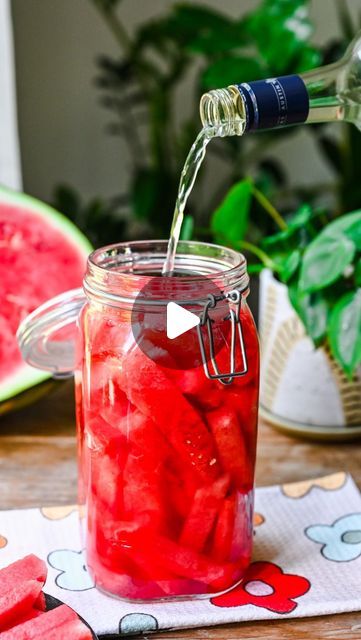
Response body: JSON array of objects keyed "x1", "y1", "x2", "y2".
[
  {"x1": 260, "y1": 207, "x2": 361, "y2": 376},
  {"x1": 53, "y1": 185, "x2": 126, "y2": 248},
  {"x1": 54, "y1": 0, "x2": 324, "y2": 244},
  {"x1": 52, "y1": 0, "x2": 361, "y2": 375}
]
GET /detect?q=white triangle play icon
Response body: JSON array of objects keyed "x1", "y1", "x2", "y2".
[{"x1": 166, "y1": 302, "x2": 200, "y2": 340}]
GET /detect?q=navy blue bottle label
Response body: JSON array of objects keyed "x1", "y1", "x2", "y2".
[{"x1": 237, "y1": 75, "x2": 309, "y2": 131}]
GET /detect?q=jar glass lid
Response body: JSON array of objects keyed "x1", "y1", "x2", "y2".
[{"x1": 17, "y1": 288, "x2": 86, "y2": 378}]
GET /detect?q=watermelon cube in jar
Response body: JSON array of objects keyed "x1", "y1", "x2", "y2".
[{"x1": 19, "y1": 240, "x2": 259, "y2": 602}]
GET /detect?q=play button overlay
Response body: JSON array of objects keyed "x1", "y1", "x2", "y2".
[
  {"x1": 166, "y1": 302, "x2": 200, "y2": 340},
  {"x1": 131, "y1": 272, "x2": 232, "y2": 371}
]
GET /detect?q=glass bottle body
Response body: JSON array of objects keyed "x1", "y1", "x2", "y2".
[{"x1": 200, "y1": 31, "x2": 361, "y2": 135}]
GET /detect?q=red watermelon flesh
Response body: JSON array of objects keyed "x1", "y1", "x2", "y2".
[
  {"x1": 117, "y1": 345, "x2": 221, "y2": 483},
  {"x1": 205, "y1": 407, "x2": 251, "y2": 491},
  {"x1": 0, "y1": 555, "x2": 47, "y2": 590},
  {"x1": 0, "y1": 604, "x2": 87, "y2": 639},
  {"x1": 179, "y1": 475, "x2": 230, "y2": 552},
  {"x1": 44, "y1": 619, "x2": 93, "y2": 640},
  {"x1": 0, "y1": 187, "x2": 91, "y2": 405},
  {"x1": 34, "y1": 591, "x2": 46, "y2": 611},
  {"x1": 0, "y1": 580, "x2": 43, "y2": 630},
  {"x1": 212, "y1": 494, "x2": 237, "y2": 562},
  {"x1": 1, "y1": 606, "x2": 44, "y2": 633}
]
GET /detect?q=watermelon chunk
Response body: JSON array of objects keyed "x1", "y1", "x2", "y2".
[
  {"x1": 123, "y1": 449, "x2": 164, "y2": 528},
  {"x1": 118, "y1": 529, "x2": 237, "y2": 591},
  {"x1": 166, "y1": 367, "x2": 223, "y2": 411},
  {"x1": 0, "y1": 186, "x2": 91, "y2": 412},
  {"x1": 0, "y1": 604, "x2": 89, "y2": 639},
  {"x1": 179, "y1": 475, "x2": 230, "y2": 552},
  {"x1": 212, "y1": 494, "x2": 237, "y2": 561},
  {"x1": 146, "y1": 535, "x2": 237, "y2": 591},
  {"x1": 0, "y1": 580, "x2": 43, "y2": 630},
  {"x1": 0, "y1": 555, "x2": 47, "y2": 590},
  {"x1": 34, "y1": 591, "x2": 46, "y2": 611},
  {"x1": 118, "y1": 345, "x2": 220, "y2": 483},
  {"x1": 89, "y1": 448, "x2": 124, "y2": 518},
  {"x1": 206, "y1": 407, "x2": 250, "y2": 490},
  {"x1": 44, "y1": 619, "x2": 93, "y2": 639},
  {"x1": 1, "y1": 606, "x2": 44, "y2": 633}
]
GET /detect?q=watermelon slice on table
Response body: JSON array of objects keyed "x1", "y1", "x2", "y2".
[
  {"x1": 0, "y1": 555, "x2": 47, "y2": 589},
  {"x1": 1, "y1": 606, "x2": 44, "y2": 632},
  {"x1": 0, "y1": 556, "x2": 97, "y2": 638},
  {"x1": 0, "y1": 187, "x2": 92, "y2": 414},
  {"x1": 0, "y1": 580, "x2": 43, "y2": 630},
  {"x1": 1, "y1": 600, "x2": 94, "y2": 639},
  {"x1": 1, "y1": 586, "x2": 46, "y2": 632},
  {"x1": 41, "y1": 619, "x2": 93, "y2": 639}
]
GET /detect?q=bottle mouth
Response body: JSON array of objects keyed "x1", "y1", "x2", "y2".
[
  {"x1": 200, "y1": 87, "x2": 246, "y2": 137},
  {"x1": 84, "y1": 240, "x2": 248, "y2": 307}
]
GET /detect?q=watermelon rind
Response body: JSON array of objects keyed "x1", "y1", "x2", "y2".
[
  {"x1": 0, "y1": 379, "x2": 60, "y2": 416},
  {"x1": 0, "y1": 186, "x2": 92, "y2": 407},
  {"x1": 0, "y1": 187, "x2": 92, "y2": 257},
  {"x1": 0, "y1": 367, "x2": 50, "y2": 405}
]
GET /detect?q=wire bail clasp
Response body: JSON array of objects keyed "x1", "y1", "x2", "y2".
[{"x1": 197, "y1": 288, "x2": 248, "y2": 386}]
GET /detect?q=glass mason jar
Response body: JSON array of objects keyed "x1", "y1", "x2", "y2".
[{"x1": 18, "y1": 240, "x2": 259, "y2": 602}]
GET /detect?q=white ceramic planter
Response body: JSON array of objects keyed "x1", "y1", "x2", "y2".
[{"x1": 259, "y1": 269, "x2": 361, "y2": 440}]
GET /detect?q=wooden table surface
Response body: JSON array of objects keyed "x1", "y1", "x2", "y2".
[{"x1": 1, "y1": 381, "x2": 360, "y2": 639}]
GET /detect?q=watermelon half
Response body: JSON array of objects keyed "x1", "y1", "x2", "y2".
[{"x1": 0, "y1": 187, "x2": 92, "y2": 414}]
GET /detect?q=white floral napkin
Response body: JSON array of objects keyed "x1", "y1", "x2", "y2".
[{"x1": 0, "y1": 472, "x2": 360, "y2": 637}]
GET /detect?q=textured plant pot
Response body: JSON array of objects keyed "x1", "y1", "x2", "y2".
[{"x1": 259, "y1": 269, "x2": 361, "y2": 440}]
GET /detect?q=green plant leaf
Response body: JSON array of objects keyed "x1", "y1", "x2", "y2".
[
  {"x1": 355, "y1": 258, "x2": 361, "y2": 286},
  {"x1": 320, "y1": 209, "x2": 361, "y2": 235},
  {"x1": 131, "y1": 168, "x2": 161, "y2": 220},
  {"x1": 247, "y1": 0, "x2": 317, "y2": 75},
  {"x1": 279, "y1": 249, "x2": 301, "y2": 282},
  {"x1": 187, "y1": 18, "x2": 249, "y2": 55},
  {"x1": 201, "y1": 57, "x2": 264, "y2": 89},
  {"x1": 329, "y1": 289, "x2": 361, "y2": 376},
  {"x1": 180, "y1": 214, "x2": 194, "y2": 241},
  {"x1": 248, "y1": 264, "x2": 265, "y2": 275},
  {"x1": 141, "y1": 4, "x2": 246, "y2": 54},
  {"x1": 261, "y1": 204, "x2": 313, "y2": 253},
  {"x1": 296, "y1": 45, "x2": 322, "y2": 72},
  {"x1": 345, "y1": 218, "x2": 361, "y2": 250},
  {"x1": 300, "y1": 233, "x2": 355, "y2": 293},
  {"x1": 287, "y1": 203, "x2": 313, "y2": 228},
  {"x1": 211, "y1": 178, "x2": 253, "y2": 246},
  {"x1": 288, "y1": 285, "x2": 329, "y2": 344}
]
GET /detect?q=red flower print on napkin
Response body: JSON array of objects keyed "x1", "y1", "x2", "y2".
[{"x1": 211, "y1": 561, "x2": 310, "y2": 614}]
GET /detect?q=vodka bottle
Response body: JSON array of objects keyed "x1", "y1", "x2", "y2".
[{"x1": 200, "y1": 31, "x2": 361, "y2": 136}]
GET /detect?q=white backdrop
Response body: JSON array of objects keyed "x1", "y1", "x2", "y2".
[{"x1": 0, "y1": 0, "x2": 21, "y2": 189}]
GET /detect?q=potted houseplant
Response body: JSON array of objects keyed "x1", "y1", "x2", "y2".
[
  {"x1": 258, "y1": 206, "x2": 361, "y2": 439},
  {"x1": 210, "y1": 180, "x2": 361, "y2": 439}
]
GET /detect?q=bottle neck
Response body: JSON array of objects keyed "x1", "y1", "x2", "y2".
[
  {"x1": 300, "y1": 59, "x2": 347, "y2": 125},
  {"x1": 200, "y1": 57, "x2": 360, "y2": 135}
]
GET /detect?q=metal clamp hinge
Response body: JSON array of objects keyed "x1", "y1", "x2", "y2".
[{"x1": 197, "y1": 289, "x2": 248, "y2": 386}]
